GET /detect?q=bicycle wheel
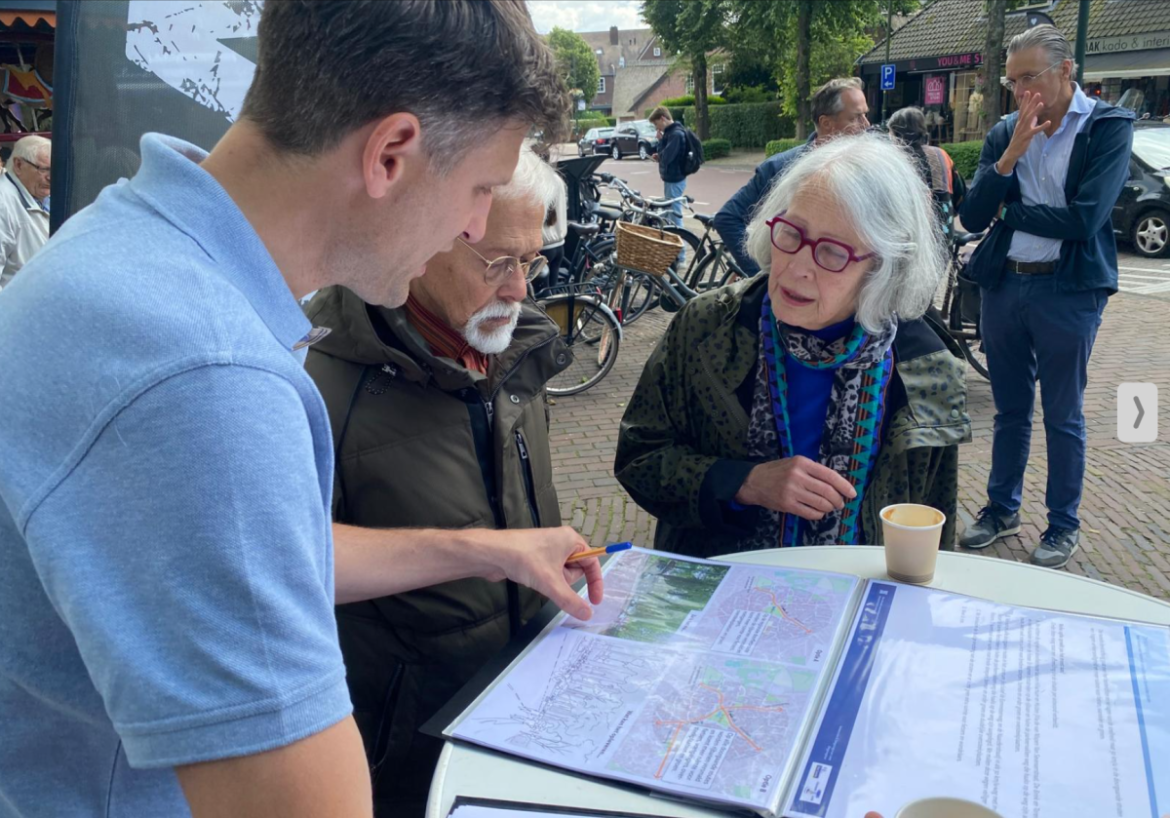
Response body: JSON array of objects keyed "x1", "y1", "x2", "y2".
[
  {"x1": 662, "y1": 226, "x2": 702, "y2": 281},
  {"x1": 540, "y1": 295, "x2": 622, "y2": 396},
  {"x1": 689, "y1": 248, "x2": 744, "y2": 292},
  {"x1": 961, "y1": 337, "x2": 990, "y2": 381},
  {"x1": 620, "y1": 270, "x2": 658, "y2": 325}
]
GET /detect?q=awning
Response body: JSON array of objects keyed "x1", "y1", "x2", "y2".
[
  {"x1": 1083, "y1": 48, "x2": 1170, "y2": 81},
  {"x1": 0, "y1": 0, "x2": 55, "y2": 31}
]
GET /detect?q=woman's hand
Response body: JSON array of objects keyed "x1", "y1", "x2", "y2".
[{"x1": 734, "y1": 457, "x2": 856, "y2": 520}]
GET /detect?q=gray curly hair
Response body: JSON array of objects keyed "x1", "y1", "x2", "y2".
[{"x1": 745, "y1": 133, "x2": 946, "y2": 333}]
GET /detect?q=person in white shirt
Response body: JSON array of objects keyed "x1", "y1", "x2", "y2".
[{"x1": 0, "y1": 134, "x2": 51, "y2": 289}]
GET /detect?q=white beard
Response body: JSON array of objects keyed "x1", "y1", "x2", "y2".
[{"x1": 463, "y1": 301, "x2": 522, "y2": 355}]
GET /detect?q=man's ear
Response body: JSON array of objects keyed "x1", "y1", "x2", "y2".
[{"x1": 362, "y1": 112, "x2": 423, "y2": 200}]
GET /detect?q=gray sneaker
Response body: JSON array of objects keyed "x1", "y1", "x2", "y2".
[
  {"x1": 959, "y1": 504, "x2": 1022, "y2": 549},
  {"x1": 1030, "y1": 527, "x2": 1080, "y2": 569}
]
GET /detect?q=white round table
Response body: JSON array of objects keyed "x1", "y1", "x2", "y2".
[{"x1": 426, "y1": 546, "x2": 1170, "y2": 818}]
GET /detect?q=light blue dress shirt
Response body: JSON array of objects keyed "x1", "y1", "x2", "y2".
[{"x1": 1005, "y1": 83, "x2": 1097, "y2": 263}]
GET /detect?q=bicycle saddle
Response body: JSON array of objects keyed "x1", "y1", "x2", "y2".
[
  {"x1": 953, "y1": 230, "x2": 986, "y2": 246},
  {"x1": 695, "y1": 213, "x2": 715, "y2": 226},
  {"x1": 567, "y1": 221, "x2": 601, "y2": 237}
]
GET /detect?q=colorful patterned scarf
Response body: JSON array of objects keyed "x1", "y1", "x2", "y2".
[{"x1": 742, "y1": 291, "x2": 897, "y2": 547}]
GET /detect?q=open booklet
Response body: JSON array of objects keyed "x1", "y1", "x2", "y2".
[{"x1": 441, "y1": 548, "x2": 1170, "y2": 818}]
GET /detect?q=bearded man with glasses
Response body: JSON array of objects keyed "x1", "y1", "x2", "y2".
[
  {"x1": 958, "y1": 25, "x2": 1134, "y2": 569},
  {"x1": 301, "y1": 147, "x2": 569, "y2": 817}
]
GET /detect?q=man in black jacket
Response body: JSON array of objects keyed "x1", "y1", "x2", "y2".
[{"x1": 649, "y1": 106, "x2": 689, "y2": 229}]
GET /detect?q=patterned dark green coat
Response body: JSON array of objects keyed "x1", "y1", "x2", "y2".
[{"x1": 614, "y1": 275, "x2": 971, "y2": 557}]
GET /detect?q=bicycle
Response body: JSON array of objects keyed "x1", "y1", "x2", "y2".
[
  {"x1": 931, "y1": 229, "x2": 990, "y2": 380},
  {"x1": 675, "y1": 212, "x2": 748, "y2": 292},
  {"x1": 537, "y1": 291, "x2": 623, "y2": 397}
]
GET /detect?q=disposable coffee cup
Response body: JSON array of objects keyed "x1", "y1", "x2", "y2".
[
  {"x1": 896, "y1": 797, "x2": 1003, "y2": 818},
  {"x1": 880, "y1": 503, "x2": 946, "y2": 584}
]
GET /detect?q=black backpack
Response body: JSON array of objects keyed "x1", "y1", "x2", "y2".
[{"x1": 682, "y1": 127, "x2": 705, "y2": 176}]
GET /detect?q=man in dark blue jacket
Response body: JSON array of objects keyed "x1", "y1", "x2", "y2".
[
  {"x1": 649, "y1": 106, "x2": 689, "y2": 229},
  {"x1": 712, "y1": 77, "x2": 870, "y2": 276},
  {"x1": 958, "y1": 25, "x2": 1134, "y2": 569}
]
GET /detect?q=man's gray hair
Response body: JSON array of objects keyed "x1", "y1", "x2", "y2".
[
  {"x1": 1008, "y1": 24, "x2": 1076, "y2": 76},
  {"x1": 12, "y1": 135, "x2": 50, "y2": 165},
  {"x1": 494, "y1": 147, "x2": 562, "y2": 213},
  {"x1": 811, "y1": 77, "x2": 864, "y2": 125},
  {"x1": 745, "y1": 133, "x2": 946, "y2": 333}
]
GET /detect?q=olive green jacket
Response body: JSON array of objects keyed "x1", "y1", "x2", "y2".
[
  {"x1": 614, "y1": 275, "x2": 971, "y2": 557},
  {"x1": 303, "y1": 286, "x2": 570, "y2": 812}
]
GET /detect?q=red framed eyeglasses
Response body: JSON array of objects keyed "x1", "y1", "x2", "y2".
[{"x1": 765, "y1": 213, "x2": 875, "y2": 273}]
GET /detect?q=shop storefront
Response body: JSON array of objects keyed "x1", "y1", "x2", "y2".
[
  {"x1": 1081, "y1": 32, "x2": 1170, "y2": 119},
  {"x1": 858, "y1": 0, "x2": 1170, "y2": 142}
]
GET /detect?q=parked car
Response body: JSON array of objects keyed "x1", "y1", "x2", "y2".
[
  {"x1": 578, "y1": 127, "x2": 615, "y2": 157},
  {"x1": 1114, "y1": 122, "x2": 1170, "y2": 258},
  {"x1": 609, "y1": 120, "x2": 660, "y2": 161}
]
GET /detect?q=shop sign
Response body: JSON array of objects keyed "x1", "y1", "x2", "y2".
[
  {"x1": 1086, "y1": 30, "x2": 1170, "y2": 55},
  {"x1": 925, "y1": 75, "x2": 946, "y2": 105},
  {"x1": 931, "y1": 52, "x2": 982, "y2": 70}
]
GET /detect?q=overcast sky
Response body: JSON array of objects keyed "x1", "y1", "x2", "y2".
[{"x1": 527, "y1": 1, "x2": 645, "y2": 34}]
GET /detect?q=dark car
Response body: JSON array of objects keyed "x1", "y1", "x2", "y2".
[
  {"x1": 1114, "y1": 122, "x2": 1170, "y2": 258},
  {"x1": 577, "y1": 127, "x2": 615, "y2": 157},
  {"x1": 609, "y1": 120, "x2": 660, "y2": 161}
]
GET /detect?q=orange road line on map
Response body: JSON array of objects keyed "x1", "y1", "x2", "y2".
[
  {"x1": 752, "y1": 587, "x2": 813, "y2": 633},
  {"x1": 652, "y1": 683, "x2": 788, "y2": 776}
]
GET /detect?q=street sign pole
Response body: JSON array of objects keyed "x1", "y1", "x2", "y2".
[
  {"x1": 881, "y1": 2, "x2": 893, "y2": 125},
  {"x1": 880, "y1": 64, "x2": 896, "y2": 125}
]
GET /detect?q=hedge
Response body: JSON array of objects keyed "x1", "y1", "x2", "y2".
[
  {"x1": 702, "y1": 138, "x2": 731, "y2": 160},
  {"x1": 765, "y1": 138, "x2": 804, "y2": 156},
  {"x1": 658, "y1": 94, "x2": 727, "y2": 107},
  {"x1": 940, "y1": 141, "x2": 983, "y2": 183},
  {"x1": 681, "y1": 102, "x2": 794, "y2": 148}
]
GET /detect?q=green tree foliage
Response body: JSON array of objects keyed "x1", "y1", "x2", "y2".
[
  {"x1": 732, "y1": 0, "x2": 920, "y2": 138},
  {"x1": 641, "y1": 0, "x2": 733, "y2": 140},
  {"x1": 547, "y1": 27, "x2": 601, "y2": 105}
]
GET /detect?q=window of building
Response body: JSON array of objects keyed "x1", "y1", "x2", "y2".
[
  {"x1": 598, "y1": 76, "x2": 606, "y2": 94},
  {"x1": 653, "y1": 47, "x2": 662, "y2": 57},
  {"x1": 619, "y1": 56, "x2": 625, "y2": 68},
  {"x1": 685, "y1": 75, "x2": 694, "y2": 93},
  {"x1": 712, "y1": 63, "x2": 725, "y2": 96}
]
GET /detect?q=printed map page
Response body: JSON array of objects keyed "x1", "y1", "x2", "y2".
[{"x1": 450, "y1": 549, "x2": 860, "y2": 815}]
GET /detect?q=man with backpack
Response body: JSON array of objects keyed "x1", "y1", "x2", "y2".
[{"x1": 649, "y1": 105, "x2": 701, "y2": 230}]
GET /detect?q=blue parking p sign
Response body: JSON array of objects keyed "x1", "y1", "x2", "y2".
[{"x1": 881, "y1": 64, "x2": 896, "y2": 91}]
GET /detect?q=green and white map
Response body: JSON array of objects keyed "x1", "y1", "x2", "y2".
[{"x1": 450, "y1": 549, "x2": 859, "y2": 815}]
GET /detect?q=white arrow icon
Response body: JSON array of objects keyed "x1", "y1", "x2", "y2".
[{"x1": 1118, "y1": 384, "x2": 1158, "y2": 443}]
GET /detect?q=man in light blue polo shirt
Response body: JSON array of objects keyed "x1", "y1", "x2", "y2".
[{"x1": 0, "y1": 3, "x2": 602, "y2": 817}]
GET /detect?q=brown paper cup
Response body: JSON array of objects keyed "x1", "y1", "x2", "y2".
[
  {"x1": 880, "y1": 503, "x2": 946, "y2": 584},
  {"x1": 896, "y1": 797, "x2": 1004, "y2": 818}
]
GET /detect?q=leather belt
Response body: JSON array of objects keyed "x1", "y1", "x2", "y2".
[{"x1": 1006, "y1": 259, "x2": 1056, "y2": 275}]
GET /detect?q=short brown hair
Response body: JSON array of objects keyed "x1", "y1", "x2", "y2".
[
  {"x1": 811, "y1": 77, "x2": 864, "y2": 124},
  {"x1": 648, "y1": 106, "x2": 673, "y2": 124},
  {"x1": 241, "y1": 0, "x2": 567, "y2": 171}
]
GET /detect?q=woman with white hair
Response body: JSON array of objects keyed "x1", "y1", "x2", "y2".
[{"x1": 615, "y1": 134, "x2": 971, "y2": 555}]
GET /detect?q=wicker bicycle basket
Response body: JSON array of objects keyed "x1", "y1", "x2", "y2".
[{"x1": 614, "y1": 221, "x2": 683, "y2": 277}]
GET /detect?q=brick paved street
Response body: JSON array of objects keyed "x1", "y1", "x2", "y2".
[{"x1": 549, "y1": 289, "x2": 1170, "y2": 601}]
